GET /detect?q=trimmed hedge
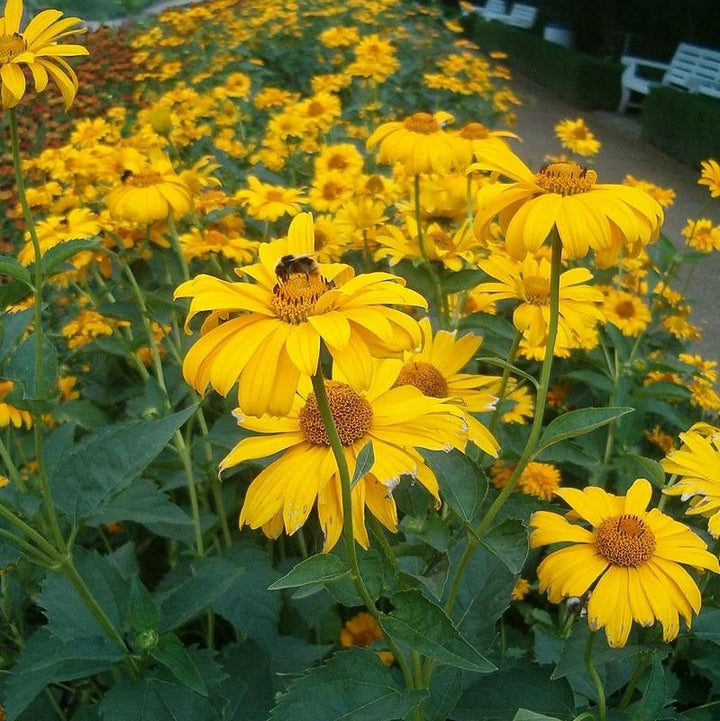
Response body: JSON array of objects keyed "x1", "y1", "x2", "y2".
[
  {"x1": 642, "y1": 87, "x2": 720, "y2": 168},
  {"x1": 462, "y1": 14, "x2": 622, "y2": 110}
]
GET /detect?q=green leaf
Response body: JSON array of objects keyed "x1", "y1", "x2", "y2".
[
  {"x1": 453, "y1": 668, "x2": 575, "y2": 721},
  {"x1": 631, "y1": 655, "x2": 669, "y2": 721},
  {"x1": 269, "y1": 554, "x2": 348, "y2": 590},
  {"x1": 512, "y1": 711, "x2": 562, "y2": 721},
  {"x1": 0, "y1": 255, "x2": 33, "y2": 287},
  {"x1": 626, "y1": 454, "x2": 667, "y2": 489},
  {"x1": 269, "y1": 647, "x2": 426, "y2": 721},
  {"x1": 50, "y1": 405, "x2": 196, "y2": 520},
  {"x1": 422, "y1": 449, "x2": 485, "y2": 524},
  {"x1": 4, "y1": 330, "x2": 58, "y2": 405},
  {"x1": 151, "y1": 634, "x2": 208, "y2": 697},
  {"x1": 38, "y1": 237, "x2": 101, "y2": 278},
  {"x1": 0, "y1": 308, "x2": 32, "y2": 364},
  {"x1": 220, "y1": 641, "x2": 274, "y2": 721},
  {"x1": 86, "y1": 478, "x2": 196, "y2": 531},
  {"x1": 350, "y1": 440, "x2": 374, "y2": 489},
  {"x1": 440, "y1": 269, "x2": 485, "y2": 293},
  {"x1": 40, "y1": 547, "x2": 132, "y2": 643},
  {"x1": 535, "y1": 407, "x2": 634, "y2": 455},
  {"x1": 380, "y1": 590, "x2": 495, "y2": 673},
  {"x1": 690, "y1": 607, "x2": 720, "y2": 643},
  {"x1": 157, "y1": 542, "x2": 280, "y2": 643},
  {"x1": 0, "y1": 278, "x2": 32, "y2": 311},
  {"x1": 3, "y1": 629, "x2": 124, "y2": 720},
  {"x1": 128, "y1": 576, "x2": 159, "y2": 632},
  {"x1": 476, "y1": 357, "x2": 540, "y2": 389},
  {"x1": 482, "y1": 519, "x2": 528, "y2": 575}
]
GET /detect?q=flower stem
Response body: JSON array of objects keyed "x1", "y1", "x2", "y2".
[
  {"x1": 584, "y1": 631, "x2": 607, "y2": 721},
  {"x1": 167, "y1": 213, "x2": 190, "y2": 282},
  {"x1": 310, "y1": 366, "x2": 416, "y2": 691},
  {"x1": 488, "y1": 329, "x2": 523, "y2": 435},
  {"x1": 617, "y1": 651, "x2": 651, "y2": 709},
  {"x1": 8, "y1": 107, "x2": 65, "y2": 552}
]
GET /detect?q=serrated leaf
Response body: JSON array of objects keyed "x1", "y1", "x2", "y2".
[
  {"x1": 453, "y1": 667, "x2": 575, "y2": 721},
  {"x1": 157, "y1": 542, "x2": 280, "y2": 642},
  {"x1": 0, "y1": 256, "x2": 33, "y2": 287},
  {"x1": 269, "y1": 554, "x2": 348, "y2": 590},
  {"x1": 269, "y1": 647, "x2": 426, "y2": 721},
  {"x1": 482, "y1": 519, "x2": 528, "y2": 575},
  {"x1": 441, "y1": 269, "x2": 485, "y2": 293},
  {"x1": 690, "y1": 607, "x2": 720, "y2": 643},
  {"x1": 128, "y1": 576, "x2": 159, "y2": 632},
  {"x1": 631, "y1": 655, "x2": 669, "y2": 721},
  {"x1": 220, "y1": 641, "x2": 274, "y2": 721},
  {"x1": 4, "y1": 330, "x2": 58, "y2": 403},
  {"x1": 151, "y1": 634, "x2": 208, "y2": 697},
  {"x1": 476, "y1": 357, "x2": 539, "y2": 389},
  {"x1": 0, "y1": 308, "x2": 32, "y2": 364},
  {"x1": 422, "y1": 449, "x2": 485, "y2": 524},
  {"x1": 50, "y1": 405, "x2": 196, "y2": 520},
  {"x1": 350, "y1": 440, "x2": 374, "y2": 489},
  {"x1": 535, "y1": 407, "x2": 634, "y2": 455},
  {"x1": 0, "y1": 278, "x2": 32, "y2": 310},
  {"x1": 380, "y1": 590, "x2": 495, "y2": 673},
  {"x1": 4, "y1": 629, "x2": 124, "y2": 720},
  {"x1": 38, "y1": 237, "x2": 101, "y2": 277},
  {"x1": 513, "y1": 711, "x2": 562, "y2": 721},
  {"x1": 626, "y1": 454, "x2": 667, "y2": 489}
]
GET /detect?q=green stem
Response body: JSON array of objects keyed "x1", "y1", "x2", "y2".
[
  {"x1": 166, "y1": 213, "x2": 190, "y2": 282},
  {"x1": 584, "y1": 631, "x2": 607, "y2": 721},
  {"x1": 0, "y1": 434, "x2": 25, "y2": 492},
  {"x1": 488, "y1": 329, "x2": 523, "y2": 435},
  {"x1": 427, "y1": 230, "x2": 563, "y2": 685},
  {"x1": 617, "y1": 651, "x2": 651, "y2": 709},
  {"x1": 310, "y1": 367, "x2": 415, "y2": 692},
  {"x1": 0, "y1": 526, "x2": 56, "y2": 567},
  {"x1": 8, "y1": 108, "x2": 65, "y2": 552},
  {"x1": 175, "y1": 432, "x2": 205, "y2": 556}
]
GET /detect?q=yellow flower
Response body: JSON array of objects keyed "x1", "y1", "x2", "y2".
[
  {"x1": 314, "y1": 143, "x2": 365, "y2": 176},
  {"x1": 175, "y1": 213, "x2": 427, "y2": 417},
  {"x1": 340, "y1": 611, "x2": 394, "y2": 666},
  {"x1": 470, "y1": 149, "x2": 663, "y2": 264},
  {"x1": 0, "y1": 380, "x2": 32, "y2": 429},
  {"x1": 106, "y1": 150, "x2": 192, "y2": 224},
  {"x1": 224, "y1": 360, "x2": 467, "y2": 552},
  {"x1": 475, "y1": 253, "x2": 604, "y2": 347},
  {"x1": 554, "y1": 118, "x2": 601, "y2": 157},
  {"x1": 367, "y1": 112, "x2": 467, "y2": 176},
  {"x1": 530, "y1": 478, "x2": 720, "y2": 647},
  {"x1": 491, "y1": 460, "x2": 560, "y2": 500},
  {"x1": 624, "y1": 175, "x2": 675, "y2": 208},
  {"x1": 394, "y1": 317, "x2": 498, "y2": 456},
  {"x1": 452, "y1": 121, "x2": 519, "y2": 165},
  {"x1": 663, "y1": 424, "x2": 720, "y2": 536},
  {"x1": 61, "y1": 309, "x2": 129, "y2": 349},
  {"x1": 682, "y1": 218, "x2": 720, "y2": 253},
  {"x1": 644, "y1": 426, "x2": 675, "y2": 454},
  {"x1": 698, "y1": 159, "x2": 720, "y2": 198},
  {"x1": 602, "y1": 288, "x2": 651, "y2": 337},
  {"x1": 512, "y1": 578, "x2": 531, "y2": 601},
  {"x1": 0, "y1": 0, "x2": 88, "y2": 109},
  {"x1": 234, "y1": 176, "x2": 307, "y2": 222}
]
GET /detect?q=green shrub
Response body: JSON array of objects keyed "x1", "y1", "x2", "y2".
[
  {"x1": 462, "y1": 15, "x2": 622, "y2": 109},
  {"x1": 642, "y1": 86, "x2": 720, "y2": 168}
]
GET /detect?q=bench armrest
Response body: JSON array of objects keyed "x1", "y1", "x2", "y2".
[{"x1": 620, "y1": 55, "x2": 670, "y2": 72}]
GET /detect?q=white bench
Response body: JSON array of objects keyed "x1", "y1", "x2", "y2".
[
  {"x1": 618, "y1": 42, "x2": 720, "y2": 113},
  {"x1": 497, "y1": 3, "x2": 537, "y2": 29},
  {"x1": 475, "y1": 0, "x2": 507, "y2": 20}
]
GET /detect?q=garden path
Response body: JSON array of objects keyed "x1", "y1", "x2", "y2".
[{"x1": 510, "y1": 72, "x2": 720, "y2": 361}]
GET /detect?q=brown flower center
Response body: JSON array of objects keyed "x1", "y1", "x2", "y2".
[
  {"x1": 614, "y1": 300, "x2": 636, "y2": 318},
  {"x1": 429, "y1": 229, "x2": 454, "y2": 251},
  {"x1": 298, "y1": 381, "x2": 373, "y2": 446},
  {"x1": 124, "y1": 170, "x2": 164, "y2": 187},
  {"x1": 595, "y1": 514, "x2": 656, "y2": 567},
  {"x1": 265, "y1": 189, "x2": 285, "y2": 202},
  {"x1": 535, "y1": 162, "x2": 597, "y2": 196},
  {"x1": 403, "y1": 112, "x2": 440, "y2": 134},
  {"x1": 272, "y1": 272, "x2": 333, "y2": 324},
  {"x1": 322, "y1": 182, "x2": 342, "y2": 199},
  {"x1": 523, "y1": 275, "x2": 550, "y2": 306},
  {"x1": 364, "y1": 175, "x2": 385, "y2": 195},
  {"x1": 307, "y1": 100, "x2": 326, "y2": 117},
  {"x1": 327, "y1": 154, "x2": 348, "y2": 170},
  {"x1": 395, "y1": 361, "x2": 448, "y2": 398},
  {"x1": 0, "y1": 33, "x2": 27, "y2": 63},
  {"x1": 314, "y1": 228, "x2": 328, "y2": 248},
  {"x1": 459, "y1": 122, "x2": 489, "y2": 139}
]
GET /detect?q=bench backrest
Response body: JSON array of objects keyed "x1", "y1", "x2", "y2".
[
  {"x1": 482, "y1": 0, "x2": 507, "y2": 14},
  {"x1": 508, "y1": 4, "x2": 537, "y2": 22},
  {"x1": 664, "y1": 42, "x2": 720, "y2": 92}
]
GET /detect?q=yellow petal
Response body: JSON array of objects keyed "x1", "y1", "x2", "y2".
[
  {"x1": 1, "y1": 62, "x2": 26, "y2": 101},
  {"x1": 285, "y1": 322, "x2": 321, "y2": 376}
]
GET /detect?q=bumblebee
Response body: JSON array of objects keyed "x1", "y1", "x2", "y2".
[{"x1": 274, "y1": 254, "x2": 319, "y2": 283}]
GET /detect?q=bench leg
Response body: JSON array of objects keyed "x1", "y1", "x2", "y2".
[{"x1": 617, "y1": 85, "x2": 632, "y2": 113}]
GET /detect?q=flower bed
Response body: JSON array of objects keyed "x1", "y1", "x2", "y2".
[{"x1": 1, "y1": 0, "x2": 720, "y2": 720}]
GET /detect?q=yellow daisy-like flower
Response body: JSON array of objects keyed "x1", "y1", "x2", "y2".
[
  {"x1": 234, "y1": 176, "x2": 307, "y2": 222},
  {"x1": 175, "y1": 213, "x2": 427, "y2": 417},
  {"x1": 393, "y1": 317, "x2": 499, "y2": 456},
  {"x1": 491, "y1": 460, "x2": 560, "y2": 500},
  {"x1": 470, "y1": 148, "x2": 663, "y2": 264},
  {"x1": 0, "y1": 0, "x2": 88, "y2": 109},
  {"x1": 512, "y1": 578, "x2": 531, "y2": 601},
  {"x1": 0, "y1": 380, "x2": 32, "y2": 429},
  {"x1": 340, "y1": 611, "x2": 394, "y2": 667},
  {"x1": 530, "y1": 478, "x2": 720, "y2": 647},
  {"x1": 698, "y1": 159, "x2": 720, "y2": 199},
  {"x1": 367, "y1": 111, "x2": 467, "y2": 176},
  {"x1": 662, "y1": 424, "x2": 720, "y2": 537},
  {"x1": 682, "y1": 218, "x2": 720, "y2": 253},
  {"x1": 224, "y1": 360, "x2": 467, "y2": 552},
  {"x1": 475, "y1": 253, "x2": 604, "y2": 347},
  {"x1": 602, "y1": 288, "x2": 651, "y2": 337},
  {"x1": 554, "y1": 118, "x2": 601, "y2": 157},
  {"x1": 623, "y1": 175, "x2": 675, "y2": 208},
  {"x1": 452, "y1": 121, "x2": 519, "y2": 166},
  {"x1": 106, "y1": 150, "x2": 192, "y2": 224}
]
